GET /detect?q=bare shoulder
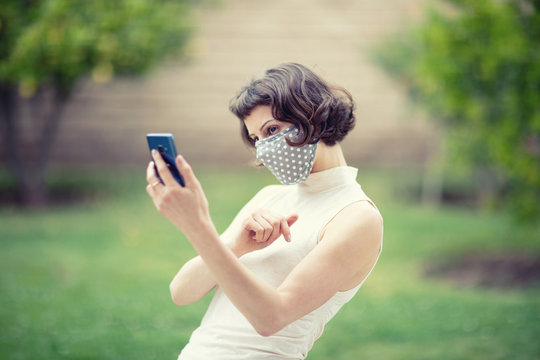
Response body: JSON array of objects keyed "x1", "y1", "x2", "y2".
[
  {"x1": 321, "y1": 200, "x2": 383, "y2": 243},
  {"x1": 318, "y1": 200, "x2": 383, "y2": 290}
]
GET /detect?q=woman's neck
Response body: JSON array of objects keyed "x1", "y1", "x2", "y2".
[{"x1": 311, "y1": 143, "x2": 347, "y2": 173}]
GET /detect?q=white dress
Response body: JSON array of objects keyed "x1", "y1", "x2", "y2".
[{"x1": 178, "y1": 166, "x2": 383, "y2": 359}]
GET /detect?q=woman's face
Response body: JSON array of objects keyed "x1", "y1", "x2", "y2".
[{"x1": 243, "y1": 105, "x2": 290, "y2": 143}]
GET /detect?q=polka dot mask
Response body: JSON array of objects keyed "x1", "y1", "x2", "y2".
[{"x1": 255, "y1": 126, "x2": 317, "y2": 185}]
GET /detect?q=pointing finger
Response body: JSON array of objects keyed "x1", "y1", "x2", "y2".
[
  {"x1": 287, "y1": 214, "x2": 299, "y2": 227},
  {"x1": 280, "y1": 217, "x2": 292, "y2": 242}
]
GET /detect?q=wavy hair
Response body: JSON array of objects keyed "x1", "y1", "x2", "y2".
[{"x1": 229, "y1": 63, "x2": 355, "y2": 147}]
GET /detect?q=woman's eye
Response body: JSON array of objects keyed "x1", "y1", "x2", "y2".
[{"x1": 267, "y1": 126, "x2": 279, "y2": 136}]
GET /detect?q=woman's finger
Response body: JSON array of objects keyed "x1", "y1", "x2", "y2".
[
  {"x1": 146, "y1": 161, "x2": 155, "y2": 182},
  {"x1": 243, "y1": 217, "x2": 264, "y2": 241},
  {"x1": 280, "y1": 217, "x2": 292, "y2": 242},
  {"x1": 286, "y1": 214, "x2": 299, "y2": 226},
  {"x1": 146, "y1": 161, "x2": 165, "y2": 194},
  {"x1": 282, "y1": 214, "x2": 299, "y2": 242},
  {"x1": 151, "y1": 150, "x2": 176, "y2": 187},
  {"x1": 146, "y1": 161, "x2": 161, "y2": 184},
  {"x1": 260, "y1": 212, "x2": 282, "y2": 242},
  {"x1": 253, "y1": 213, "x2": 273, "y2": 242},
  {"x1": 175, "y1": 155, "x2": 200, "y2": 190},
  {"x1": 145, "y1": 182, "x2": 155, "y2": 197}
]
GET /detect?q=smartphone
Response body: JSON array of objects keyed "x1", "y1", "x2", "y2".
[{"x1": 146, "y1": 133, "x2": 185, "y2": 187}]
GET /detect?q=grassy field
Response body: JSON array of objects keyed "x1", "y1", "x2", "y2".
[{"x1": 1, "y1": 165, "x2": 539, "y2": 360}]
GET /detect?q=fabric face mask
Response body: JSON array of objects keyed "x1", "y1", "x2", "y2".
[{"x1": 255, "y1": 126, "x2": 317, "y2": 185}]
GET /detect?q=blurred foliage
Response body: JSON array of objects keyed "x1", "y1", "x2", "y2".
[
  {"x1": 0, "y1": 0, "x2": 194, "y2": 95},
  {"x1": 371, "y1": 0, "x2": 540, "y2": 222},
  {"x1": 0, "y1": 0, "x2": 195, "y2": 205}
]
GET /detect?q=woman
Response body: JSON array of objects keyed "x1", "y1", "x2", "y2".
[{"x1": 146, "y1": 63, "x2": 383, "y2": 359}]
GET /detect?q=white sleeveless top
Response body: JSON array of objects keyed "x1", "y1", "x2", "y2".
[{"x1": 178, "y1": 166, "x2": 382, "y2": 360}]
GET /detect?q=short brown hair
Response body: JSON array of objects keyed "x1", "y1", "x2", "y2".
[{"x1": 229, "y1": 63, "x2": 355, "y2": 147}]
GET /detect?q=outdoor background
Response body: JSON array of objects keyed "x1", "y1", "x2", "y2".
[{"x1": 1, "y1": 0, "x2": 539, "y2": 359}]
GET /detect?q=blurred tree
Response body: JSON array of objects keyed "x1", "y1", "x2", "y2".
[
  {"x1": 372, "y1": 0, "x2": 540, "y2": 222},
  {"x1": 0, "y1": 0, "x2": 193, "y2": 205}
]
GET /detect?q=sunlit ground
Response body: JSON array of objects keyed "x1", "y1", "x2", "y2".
[{"x1": 1, "y1": 165, "x2": 539, "y2": 360}]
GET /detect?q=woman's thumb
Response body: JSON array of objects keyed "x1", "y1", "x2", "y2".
[{"x1": 287, "y1": 214, "x2": 299, "y2": 226}]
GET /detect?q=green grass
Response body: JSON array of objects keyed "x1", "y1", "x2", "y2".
[{"x1": 1, "y1": 165, "x2": 539, "y2": 359}]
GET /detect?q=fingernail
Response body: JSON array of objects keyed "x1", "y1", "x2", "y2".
[{"x1": 285, "y1": 234, "x2": 291, "y2": 242}]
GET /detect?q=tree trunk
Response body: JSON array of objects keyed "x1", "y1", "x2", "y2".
[
  {"x1": 0, "y1": 84, "x2": 67, "y2": 206},
  {"x1": 0, "y1": 84, "x2": 24, "y2": 200}
]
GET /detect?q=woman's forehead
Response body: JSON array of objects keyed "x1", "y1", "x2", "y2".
[{"x1": 243, "y1": 105, "x2": 274, "y2": 133}]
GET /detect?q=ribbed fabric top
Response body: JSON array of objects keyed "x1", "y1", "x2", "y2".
[{"x1": 178, "y1": 166, "x2": 382, "y2": 360}]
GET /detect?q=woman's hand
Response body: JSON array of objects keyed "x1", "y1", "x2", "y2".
[
  {"x1": 146, "y1": 150, "x2": 211, "y2": 237},
  {"x1": 231, "y1": 209, "x2": 299, "y2": 257}
]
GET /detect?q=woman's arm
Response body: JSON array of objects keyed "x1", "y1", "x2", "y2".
[
  {"x1": 168, "y1": 213, "x2": 246, "y2": 306},
  {"x1": 147, "y1": 152, "x2": 382, "y2": 336},
  {"x1": 184, "y1": 201, "x2": 382, "y2": 336},
  {"x1": 169, "y1": 246, "x2": 242, "y2": 306},
  {"x1": 169, "y1": 255, "x2": 216, "y2": 306},
  {"x1": 165, "y1": 179, "x2": 298, "y2": 306}
]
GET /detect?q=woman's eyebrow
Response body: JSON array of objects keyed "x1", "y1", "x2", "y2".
[
  {"x1": 259, "y1": 119, "x2": 276, "y2": 132},
  {"x1": 248, "y1": 119, "x2": 277, "y2": 139}
]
